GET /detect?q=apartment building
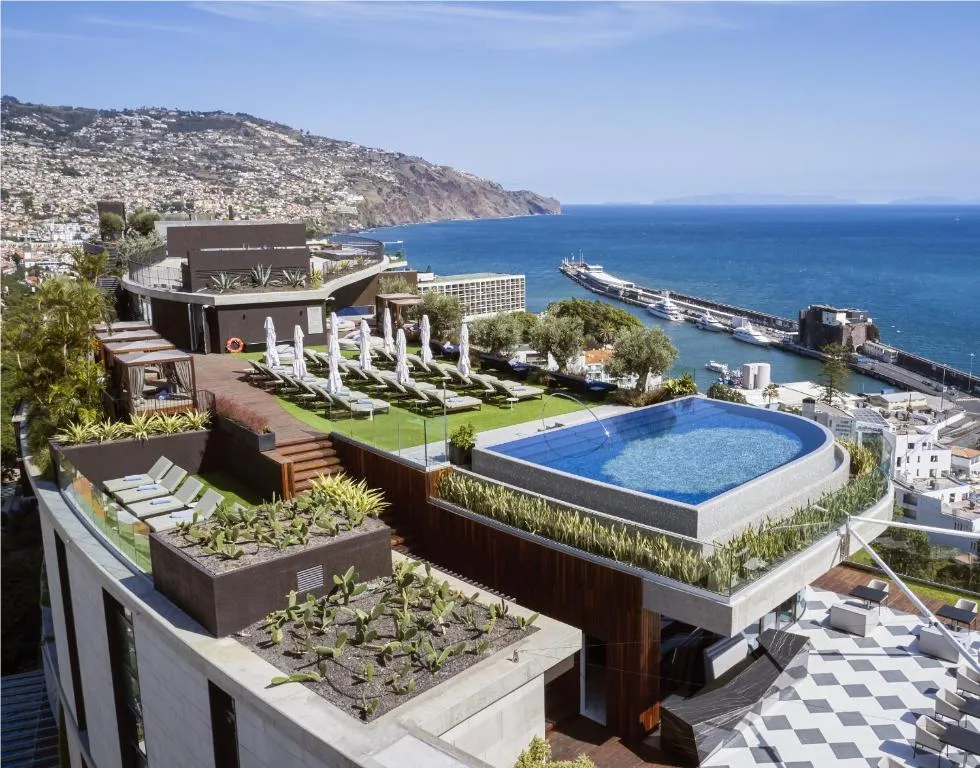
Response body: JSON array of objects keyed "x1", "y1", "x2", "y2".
[{"x1": 417, "y1": 272, "x2": 525, "y2": 320}]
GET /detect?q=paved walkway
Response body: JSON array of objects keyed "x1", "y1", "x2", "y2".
[{"x1": 193, "y1": 354, "x2": 326, "y2": 445}]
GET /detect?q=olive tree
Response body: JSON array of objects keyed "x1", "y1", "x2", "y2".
[
  {"x1": 413, "y1": 291, "x2": 463, "y2": 340},
  {"x1": 99, "y1": 211, "x2": 125, "y2": 242},
  {"x1": 607, "y1": 326, "x2": 677, "y2": 392},
  {"x1": 530, "y1": 315, "x2": 585, "y2": 372},
  {"x1": 470, "y1": 313, "x2": 522, "y2": 357},
  {"x1": 707, "y1": 383, "x2": 747, "y2": 403}
]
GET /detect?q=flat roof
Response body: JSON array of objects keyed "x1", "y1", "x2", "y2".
[
  {"x1": 429, "y1": 272, "x2": 522, "y2": 283},
  {"x1": 952, "y1": 446, "x2": 980, "y2": 459}
]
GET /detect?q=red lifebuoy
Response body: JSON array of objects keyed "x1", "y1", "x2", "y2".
[{"x1": 226, "y1": 337, "x2": 245, "y2": 353}]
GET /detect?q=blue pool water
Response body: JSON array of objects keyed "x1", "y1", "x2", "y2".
[{"x1": 487, "y1": 398, "x2": 828, "y2": 505}]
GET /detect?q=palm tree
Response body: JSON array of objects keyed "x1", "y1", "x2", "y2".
[{"x1": 763, "y1": 383, "x2": 780, "y2": 408}]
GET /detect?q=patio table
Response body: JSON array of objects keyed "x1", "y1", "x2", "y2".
[
  {"x1": 850, "y1": 585, "x2": 889, "y2": 608},
  {"x1": 938, "y1": 604, "x2": 978, "y2": 630},
  {"x1": 941, "y1": 723, "x2": 980, "y2": 765}
]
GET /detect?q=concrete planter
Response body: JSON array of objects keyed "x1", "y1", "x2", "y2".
[
  {"x1": 149, "y1": 518, "x2": 392, "y2": 637},
  {"x1": 447, "y1": 444, "x2": 472, "y2": 467},
  {"x1": 215, "y1": 414, "x2": 276, "y2": 453}
]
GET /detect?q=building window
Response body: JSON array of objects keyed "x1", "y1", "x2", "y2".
[
  {"x1": 931, "y1": 455, "x2": 939, "y2": 463},
  {"x1": 896, "y1": 457, "x2": 902, "y2": 467},
  {"x1": 103, "y1": 592, "x2": 147, "y2": 768},
  {"x1": 54, "y1": 534, "x2": 87, "y2": 731},
  {"x1": 208, "y1": 682, "x2": 240, "y2": 768}
]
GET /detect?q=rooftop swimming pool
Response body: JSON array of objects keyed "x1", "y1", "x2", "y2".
[{"x1": 483, "y1": 398, "x2": 829, "y2": 506}]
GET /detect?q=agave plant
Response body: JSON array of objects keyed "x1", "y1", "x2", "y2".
[
  {"x1": 127, "y1": 412, "x2": 156, "y2": 440},
  {"x1": 281, "y1": 269, "x2": 308, "y2": 289},
  {"x1": 250, "y1": 264, "x2": 273, "y2": 287},
  {"x1": 96, "y1": 420, "x2": 131, "y2": 442},
  {"x1": 54, "y1": 420, "x2": 99, "y2": 445},
  {"x1": 180, "y1": 410, "x2": 211, "y2": 431},
  {"x1": 209, "y1": 271, "x2": 241, "y2": 293}
]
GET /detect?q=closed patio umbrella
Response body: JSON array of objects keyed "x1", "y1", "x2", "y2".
[
  {"x1": 383, "y1": 307, "x2": 394, "y2": 355},
  {"x1": 329, "y1": 312, "x2": 341, "y2": 367},
  {"x1": 264, "y1": 316, "x2": 281, "y2": 368},
  {"x1": 359, "y1": 319, "x2": 373, "y2": 370},
  {"x1": 457, "y1": 323, "x2": 470, "y2": 378},
  {"x1": 395, "y1": 328, "x2": 410, "y2": 385},
  {"x1": 420, "y1": 314, "x2": 433, "y2": 365},
  {"x1": 326, "y1": 335, "x2": 344, "y2": 394},
  {"x1": 292, "y1": 325, "x2": 307, "y2": 379}
]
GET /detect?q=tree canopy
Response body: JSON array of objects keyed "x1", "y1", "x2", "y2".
[
  {"x1": 126, "y1": 208, "x2": 160, "y2": 237},
  {"x1": 99, "y1": 211, "x2": 125, "y2": 241},
  {"x1": 545, "y1": 297, "x2": 642, "y2": 346},
  {"x1": 470, "y1": 313, "x2": 522, "y2": 357},
  {"x1": 707, "y1": 383, "x2": 747, "y2": 403},
  {"x1": 819, "y1": 343, "x2": 849, "y2": 406},
  {"x1": 530, "y1": 315, "x2": 585, "y2": 372},
  {"x1": 411, "y1": 291, "x2": 463, "y2": 340},
  {"x1": 607, "y1": 326, "x2": 677, "y2": 391}
]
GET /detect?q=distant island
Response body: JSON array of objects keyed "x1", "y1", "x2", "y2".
[{"x1": 652, "y1": 193, "x2": 858, "y2": 206}]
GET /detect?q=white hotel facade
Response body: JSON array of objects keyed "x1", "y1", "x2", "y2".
[{"x1": 417, "y1": 272, "x2": 525, "y2": 321}]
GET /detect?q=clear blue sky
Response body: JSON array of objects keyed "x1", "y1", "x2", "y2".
[{"x1": 3, "y1": 1, "x2": 979, "y2": 203}]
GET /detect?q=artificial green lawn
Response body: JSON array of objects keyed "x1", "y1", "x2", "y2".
[
  {"x1": 848, "y1": 550, "x2": 978, "y2": 605},
  {"x1": 196, "y1": 470, "x2": 266, "y2": 507},
  {"x1": 275, "y1": 389, "x2": 588, "y2": 452}
]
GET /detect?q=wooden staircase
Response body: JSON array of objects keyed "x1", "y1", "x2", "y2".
[{"x1": 274, "y1": 435, "x2": 343, "y2": 496}]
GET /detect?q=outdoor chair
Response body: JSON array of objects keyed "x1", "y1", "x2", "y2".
[
  {"x1": 103, "y1": 456, "x2": 174, "y2": 493},
  {"x1": 488, "y1": 378, "x2": 544, "y2": 401},
  {"x1": 113, "y1": 464, "x2": 189, "y2": 505},
  {"x1": 330, "y1": 391, "x2": 391, "y2": 418},
  {"x1": 339, "y1": 361, "x2": 372, "y2": 382},
  {"x1": 407, "y1": 353, "x2": 446, "y2": 379},
  {"x1": 361, "y1": 367, "x2": 397, "y2": 392},
  {"x1": 127, "y1": 477, "x2": 205, "y2": 518},
  {"x1": 443, "y1": 365, "x2": 480, "y2": 390},
  {"x1": 936, "y1": 689, "x2": 968, "y2": 724},
  {"x1": 379, "y1": 370, "x2": 436, "y2": 391},
  {"x1": 956, "y1": 598, "x2": 978, "y2": 615},
  {"x1": 144, "y1": 489, "x2": 225, "y2": 532},
  {"x1": 242, "y1": 359, "x2": 268, "y2": 383},
  {"x1": 374, "y1": 348, "x2": 397, "y2": 366},
  {"x1": 867, "y1": 578, "x2": 889, "y2": 594},
  {"x1": 467, "y1": 372, "x2": 505, "y2": 400},
  {"x1": 422, "y1": 388, "x2": 483, "y2": 414},
  {"x1": 913, "y1": 715, "x2": 947, "y2": 761},
  {"x1": 957, "y1": 665, "x2": 980, "y2": 697}
]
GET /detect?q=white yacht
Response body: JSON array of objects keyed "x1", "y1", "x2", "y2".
[
  {"x1": 732, "y1": 323, "x2": 772, "y2": 346},
  {"x1": 647, "y1": 291, "x2": 684, "y2": 321},
  {"x1": 695, "y1": 312, "x2": 727, "y2": 332},
  {"x1": 705, "y1": 360, "x2": 729, "y2": 374}
]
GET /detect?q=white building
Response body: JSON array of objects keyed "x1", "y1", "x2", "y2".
[
  {"x1": 868, "y1": 391, "x2": 930, "y2": 411},
  {"x1": 417, "y1": 272, "x2": 525, "y2": 320},
  {"x1": 861, "y1": 341, "x2": 899, "y2": 364},
  {"x1": 894, "y1": 476, "x2": 980, "y2": 553},
  {"x1": 952, "y1": 446, "x2": 980, "y2": 479},
  {"x1": 885, "y1": 427, "x2": 952, "y2": 482}
]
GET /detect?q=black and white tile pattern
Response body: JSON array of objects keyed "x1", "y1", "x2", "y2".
[{"x1": 702, "y1": 587, "x2": 979, "y2": 767}]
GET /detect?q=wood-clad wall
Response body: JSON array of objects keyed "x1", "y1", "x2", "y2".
[{"x1": 331, "y1": 436, "x2": 661, "y2": 738}]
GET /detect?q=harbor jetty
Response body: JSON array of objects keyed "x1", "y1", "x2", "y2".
[{"x1": 559, "y1": 259, "x2": 978, "y2": 397}]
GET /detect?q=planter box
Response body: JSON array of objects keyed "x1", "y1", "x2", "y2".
[
  {"x1": 447, "y1": 444, "x2": 472, "y2": 467},
  {"x1": 215, "y1": 414, "x2": 276, "y2": 453},
  {"x1": 149, "y1": 518, "x2": 392, "y2": 636}
]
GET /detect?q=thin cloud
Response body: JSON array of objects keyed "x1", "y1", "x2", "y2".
[
  {"x1": 2, "y1": 26, "x2": 116, "y2": 43},
  {"x1": 80, "y1": 15, "x2": 205, "y2": 36},
  {"x1": 192, "y1": 1, "x2": 738, "y2": 51}
]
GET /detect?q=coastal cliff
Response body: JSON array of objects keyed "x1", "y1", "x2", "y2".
[{"x1": 0, "y1": 96, "x2": 560, "y2": 231}]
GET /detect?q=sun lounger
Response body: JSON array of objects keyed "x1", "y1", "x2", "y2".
[
  {"x1": 103, "y1": 456, "x2": 174, "y2": 493},
  {"x1": 330, "y1": 391, "x2": 391, "y2": 417},
  {"x1": 113, "y1": 464, "x2": 188, "y2": 504},
  {"x1": 422, "y1": 388, "x2": 483, "y2": 413},
  {"x1": 128, "y1": 477, "x2": 204, "y2": 518},
  {"x1": 143, "y1": 489, "x2": 224, "y2": 532},
  {"x1": 374, "y1": 348, "x2": 397, "y2": 366},
  {"x1": 489, "y1": 378, "x2": 544, "y2": 401},
  {"x1": 466, "y1": 372, "x2": 504, "y2": 400},
  {"x1": 339, "y1": 361, "x2": 372, "y2": 382}
]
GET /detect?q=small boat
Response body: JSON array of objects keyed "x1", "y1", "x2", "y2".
[
  {"x1": 705, "y1": 360, "x2": 729, "y2": 374},
  {"x1": 732, "y1": 323, "x2": 771, "y2": 346},
  {"x1": 647, "y1": 291, "x2": 684, "y2": 321},
  {"x1": 695, "y1": 312, "x2": 727, "y2": 332}
]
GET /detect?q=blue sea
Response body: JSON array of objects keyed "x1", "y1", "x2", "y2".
[{"x1": 367, "y1": 205, "x2": 980, "y2": 392}]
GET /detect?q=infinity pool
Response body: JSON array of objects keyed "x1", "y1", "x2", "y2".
[{"x1": 485, "y1": 398, "x2": 827, "y2": 504}]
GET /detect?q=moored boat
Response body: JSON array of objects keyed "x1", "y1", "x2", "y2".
[
  {"x1": 732, "y1": 323, "x2": 771, "y2": 346},
  {"x1": 695, "y1": 312, "x2": 727, "y2": 332},
  {"x1": 647, "y1": 291, "x2": 684, "y2": 321}
]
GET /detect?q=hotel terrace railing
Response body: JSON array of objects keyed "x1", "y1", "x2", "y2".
[
  {"x1": 433, "y1": 467, "x2": 893, "y2": 598},
  {"x1": 54, "y1": 447, "x2": 153, "y2": 573}
]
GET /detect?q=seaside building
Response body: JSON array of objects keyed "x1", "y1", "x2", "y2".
[
  {"x1": 417, "y1": 272, "x2": 525, "y2": 320},
  {"x1": 894, "y1": 476, "x2": 980, "y2": 553},
  {"x1": 952, "y1": 446, "x2": 980, "y2": 479},
  {"x1": 798, "y1": 303, "x2": 872, "y2": 351},
  {"x1": 884, "y1": 425, "x2": 952, "y2": 481}
]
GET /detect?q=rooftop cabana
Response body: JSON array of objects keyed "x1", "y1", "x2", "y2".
[
  {"x1": 93, "y1": 320, "x2": 153, "y2": 333},
  {"x1": 101, "y1": 338, "x2": 176, "y2": 366},
  {"x1": 107, "y1": 349, "x2": 197, "y2": 418},
  {"x1": 375, "y1": 293, "x2": 421, "y2": 326},
  {"x1": 95, "y1": 328, "x2": 163, "y2": 345}
]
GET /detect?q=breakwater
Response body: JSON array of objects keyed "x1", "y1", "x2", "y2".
[{"x1": 559, "y1": 260, "x2": 976, "y2": 396}]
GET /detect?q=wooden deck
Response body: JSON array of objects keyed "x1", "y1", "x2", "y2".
[
  {"x1": 192, "y1": 354, "x2": 326, "y2": 445},
  {"x1": 547, "y1": 717, "x2": 683, "y2": 768},
  {"x1": 812, "y1": 562, "x2": 952, "y2": 615}
]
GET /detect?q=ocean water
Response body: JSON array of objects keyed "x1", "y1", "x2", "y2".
[{"x1": 367, "y1": 205, "x2": 980, "y2": 392}]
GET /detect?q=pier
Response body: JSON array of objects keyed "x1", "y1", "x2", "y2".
[{"x1": 559, "y1": 260, "x2": 978, "y2": 399}]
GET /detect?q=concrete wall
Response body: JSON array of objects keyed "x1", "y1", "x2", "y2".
[
  {"x1": 151, "y1": 295, "x2": 192, "y2": 349},
  {"x1": 214, "y1": 301, "x2": 326, "y2": 350}
]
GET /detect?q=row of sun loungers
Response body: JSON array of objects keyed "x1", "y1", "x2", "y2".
[{"x1": 101, "y1": 456, "x2": 226, "y2": 532}]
